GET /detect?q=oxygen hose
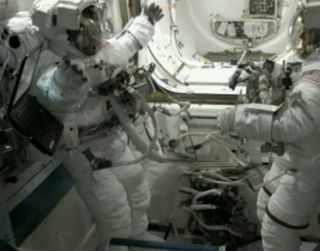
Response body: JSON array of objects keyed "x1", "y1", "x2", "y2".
[
  {"x1": 110, "y1": 95, "x2": 163, "y2": 165},
  {"x1": 110, "y1": 94, "x2": 195, "y2": 165}
]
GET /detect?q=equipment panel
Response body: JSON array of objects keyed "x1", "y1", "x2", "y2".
[{"x1": 249, "y1": 0, "x2": 277, "y2": 17}]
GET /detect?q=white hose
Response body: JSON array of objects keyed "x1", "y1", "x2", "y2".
[
  {"x1": 181, "y1": 170, "x2": 252, "y2": 187},
  {"x1": 213, "y1": 137, "x2": 249, "y2": 167},
  {"x1": 192, "y1": 188, "x2": 222, "y2": 204},
  {"x1": 178, "y1": 187, "x2": 199, "y2": 195},
  {"x1": 110, "y1": 94, "x2": 158, "y2": 166},
  {"x1": 190, "y1": 204, "x2": 217, "y2": 211},
  {"x1": 197, "y1": 176, "x2": 247, "y2": 187},
  {"x1": 202, "y1": 170, "x2": 234, "y2": 182},
  {"x1": 111, "y1": 94, "x2": 194, "y2": 164},
  {"x1": 176, "y1": 132, "x2": 250, "y2": 167},
  {"x1": 148, "y1": 75, "x2": 191, "y2": 116},
  {"x1": 237, "y1": 49, "x2": 249, "y2": 66},
  {"x1": 253, "y1": 169, "x2": 288, "y2": 191}
]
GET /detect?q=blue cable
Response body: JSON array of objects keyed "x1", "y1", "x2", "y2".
[{"x1": 110, "y1": 238, "x2": 220, "y2": 251}]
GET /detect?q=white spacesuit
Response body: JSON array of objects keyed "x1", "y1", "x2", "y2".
[
  {"x1": 218, "y1": 49, "x2": 320, "y2": 251},
  {"x1": 0, "y1": 1, "x2": 163, "y2": 250}
]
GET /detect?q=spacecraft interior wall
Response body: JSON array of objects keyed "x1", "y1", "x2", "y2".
[{"x1": 143, "y1": 0, "x2": 301, "y2": 96}]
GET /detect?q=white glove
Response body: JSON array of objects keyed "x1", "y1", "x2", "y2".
[{"x1": 217, "y1": 108, "x2": 236, "y2": 133}]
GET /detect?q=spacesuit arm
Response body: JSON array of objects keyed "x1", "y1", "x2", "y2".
[
  {"x1": 114, "y1": 1, "x2": 164, "y2": 57},
  {"x1": 122, "y1": 15, "x2": 155, "y2": 51},
  {"x1": 99, "y1": 16, "x2": 154, "y2": 67},
  {"x1": 271, "y1": 83, "x2": 317, "y2": 142},
  {"x1": 36, "y1": 59, "x2": 90, "y2": 113},
  {"x1": 232, "y1": 83, "x2": 317, "y2": 143}
]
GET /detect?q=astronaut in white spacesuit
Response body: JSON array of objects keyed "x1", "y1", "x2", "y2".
[
  {"x1": 0, "y1": 1, "x2": 163, "y2": 250},
  {"x1": 218, "y1": 29, "x2": 320, "y2": 251}
]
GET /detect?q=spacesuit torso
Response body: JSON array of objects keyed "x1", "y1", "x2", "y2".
[
  {"x1": 33, "y1": 12, "x2": 155, "y2": 148},
  {"x1": 233, "y1": 73, "x2": 320, "y2": 182},
  {"x1": 285, "y1": 82, "x2": 320, "y2": 157},
  {"x1": 267, "y1": 79, "x2": 320, "y2": 193},
  {"x1": 219, "y1": 52, "x2": 320, "y2": 251}
]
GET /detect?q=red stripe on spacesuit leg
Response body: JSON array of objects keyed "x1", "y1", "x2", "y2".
[
  {"x1": 266, "y1": 207, "x2": 309, "y2": 230},
  {"x1": 262, "y1": 186, "x2": 272, "y2": 197}
]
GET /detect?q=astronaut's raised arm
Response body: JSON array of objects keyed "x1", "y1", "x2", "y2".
[{"x1": 96, "y1": 3, "x2": 163, "y2": 68}]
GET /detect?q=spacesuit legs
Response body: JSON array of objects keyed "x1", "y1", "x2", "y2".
[
  {"x1": 86, "y1": 130, "x2": 151, "y2": 237},
  {"x1": 255, "y1": 155, "x2": 320, "y2": 251},
  {"x1": 256, "y1": 157, "x2": 286, "y2": 222},
  {"x1": 256, "y1": 188, "x2": 270, "y2": 223},
  {"x1": 92, "y1": 131, "x2": 166, "y2": 251},
  {"x1": 112, "y1": 161, "x2": 150, "y2": 238},
  {"x1": 57, "y1": 130, "x2": 151, "y2": 251},
  {"x1": 56, "y1": 150, "x2": 130, "y2": 251},
  {"x1": 262, "y1": 174, "x2": 320, "y2": 251},
  {"x1": 112, "y1": 150, "x2": 165, "y2": 251}
]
